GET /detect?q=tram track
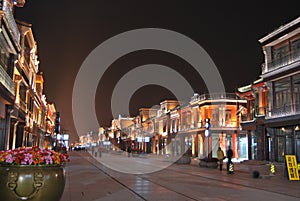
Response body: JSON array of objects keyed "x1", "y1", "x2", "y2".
[{"x1": 82, "y1": 152, "x2": 199, "y2": 201}]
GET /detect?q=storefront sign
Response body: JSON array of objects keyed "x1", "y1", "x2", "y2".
[{"x1": 285, "y1": 155, "x2": 299, "y2": 181}]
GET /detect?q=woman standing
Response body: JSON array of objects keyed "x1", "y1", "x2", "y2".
[{"x1": 217, "y1": 147, "x2": 225, "y2": 171}]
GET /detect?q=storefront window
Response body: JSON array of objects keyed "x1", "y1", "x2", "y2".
[
  {"x1": 211, "y1": 133, "x2": 219, "y2": 158},
  {"x1": 274, "y1": 127, "x2": 293, "y2": 162},
  {"x1": 238, "y1": 133, "x2": 248, "y2": 159},
  {"x1": 276, "y1": 135, "x2": 285, "y2": 162},
  {"x1": 251, "y1": 131, "x2": 257, "y2": 159},
  {"x1": 197, "y1": 134, "x2": 204, "y2": 158},
  {"x1": 296, "y1": 129, "x2": 300, "y2": 162}
]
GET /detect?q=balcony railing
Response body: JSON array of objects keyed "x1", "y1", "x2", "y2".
[
  {"x1": 191, "y1": 93, "x2": 239, "y2": 102},
  {"x1": 180, "y1": 120, "x2": 239, "y2": 131},
  {"x1": 0, "y1": 63, "x2": 15, "y2": 95},
  {"x1": 266, "y1": 103, "x2": 300, "y2": 118},
  {"x1": 261, "y1": 50, "x2": 300, "y2": 74}
]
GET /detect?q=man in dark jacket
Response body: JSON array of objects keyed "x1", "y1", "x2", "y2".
[{"x1": 226, "y1": 147, "x2": 233, "y2": 172}]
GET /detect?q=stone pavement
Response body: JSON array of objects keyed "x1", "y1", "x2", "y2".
[{"x1": 60, "y1": 151, "x2": 300, "y2": 201}]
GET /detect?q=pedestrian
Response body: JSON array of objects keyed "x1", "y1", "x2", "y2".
[
  {"x1": 217, "y1": 147, "x2": 225, "y2": 171},
  {"x1": 226, "y1": 146, "x2": 233, "y2": 172},
  {"x1": 98, "y1": 146, "x2": 102, "y2": 158},
  {"x1": 127, "y1": 145, "x2": 132, "y2": 157}
]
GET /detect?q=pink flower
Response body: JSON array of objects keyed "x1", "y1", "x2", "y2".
[
  {"x1": 44, "y1": 155, "x2": 53, "y2": 165},
  {"x1": 0, "y1": 146, "x2": 69, "y2": 166},
  {"x1": 5, "y1": 154, "x2": 14, "y2": 164}
]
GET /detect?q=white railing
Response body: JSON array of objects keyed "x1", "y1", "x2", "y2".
[
  {"x1": 261, "y1": 51, "x2": 300, "y2": 74},
  {"x1": 266, "y1": 103, "x2": 300, "y2": 118}
]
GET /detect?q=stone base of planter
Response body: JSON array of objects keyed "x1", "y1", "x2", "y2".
[
  {"x1": 132, "y1": 153, "x2": 139, "y2": 157},
  {"x1": 175, "y1": 155, "x2": 191, "y2": 164},
  {"x1": 199, "y1": 161, "x2": 218, "y2": 168}
]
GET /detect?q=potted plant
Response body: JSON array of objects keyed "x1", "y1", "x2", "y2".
[{"x1": 0, "y1": 146, "x2": 69, "y2": 201}]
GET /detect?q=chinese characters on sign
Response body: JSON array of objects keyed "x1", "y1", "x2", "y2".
[{"x1": 285, "y1": 155, "x2": 299, "y2": 181}]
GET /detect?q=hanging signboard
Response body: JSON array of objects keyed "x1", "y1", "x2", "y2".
[{"x1": 285, "y1": 155, "x2": 299, "y2": 181}]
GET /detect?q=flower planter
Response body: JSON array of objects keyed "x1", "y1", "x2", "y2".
[
  {"x1": 0, "y1": 147, "x2": 68, "y2": 201},
  {"x1": 0, "y1": 165, "x2": 66, "y2": 201}
]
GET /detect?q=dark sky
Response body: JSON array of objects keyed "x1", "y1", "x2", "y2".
[{"x1": 14, "y1": 1, "x2": 300, "y2": 143}]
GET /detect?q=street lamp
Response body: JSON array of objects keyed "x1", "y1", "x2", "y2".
[{"x1": 204, "y1": 118, "x2": 210, "y2": 158}]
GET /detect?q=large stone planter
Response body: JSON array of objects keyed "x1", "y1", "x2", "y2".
[
  {"x1": 199, "y1": 158, "x2": 218, "y2": 168},
  {"x1": 0, "y1": 165, "x2": 66, "y2": 201},
  {"x1": 132, "y1": 152, "x2": 139, "y2": 157},
  {"x1": 175, "y1": 155, "x2": 191, "y2": 164}
]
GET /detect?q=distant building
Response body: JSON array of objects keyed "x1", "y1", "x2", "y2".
[{"x1": 108, "y1": 93, "x2": 246, "y2": 160}]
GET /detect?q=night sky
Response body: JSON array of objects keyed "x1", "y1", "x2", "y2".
[{"x1": 14, "y1": 1, "x2": 300, "y2": 143}]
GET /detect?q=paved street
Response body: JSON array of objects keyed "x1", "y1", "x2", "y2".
[{"x1": 61, "y1": 151, "x2": 300, "y2": 201}]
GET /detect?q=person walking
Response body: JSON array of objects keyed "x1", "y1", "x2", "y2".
[
  {"x1": 217, "y1": 147, "x2": 225, "y2": 171},
  {"x1": 127, "y1": 145, "x2": 132, "y2": 157},
  {"x1": 98, "y1": 146, "x2": 102, "y2": 158},
  {"x1": 226, "y1": 146, "x2": 233, "y2": 173}
]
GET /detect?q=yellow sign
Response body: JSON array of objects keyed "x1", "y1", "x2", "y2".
[{"x1": 285, "y1": 155, "x2": 299, "y2": 181}]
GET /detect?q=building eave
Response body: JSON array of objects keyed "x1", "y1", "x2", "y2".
[{"x1": 258, "y1": 16, "x2": 300, "y2": 45}]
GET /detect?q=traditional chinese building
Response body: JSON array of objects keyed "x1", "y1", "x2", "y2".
[{"x1": 238, "y1": 16, "x2": 300, "y2": 163}]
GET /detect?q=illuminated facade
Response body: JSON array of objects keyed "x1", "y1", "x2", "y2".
[
  {"x1": 0, "y1": 0, "x2": 24, "y2": 150},
  {"x1": 177, "y1": 93, "x2": 247, "y2": 160},
  {"x1": 237, "y1": 78, "x2": 268, "y2": 160},
  {"x1": 44, "y1": 103, "x2": 56, "y2": 149},
  {"x1": 16, "y1": 20, "x2": 41, "y2": 148},
  {"x1": 238, "y1": 16, "x2": 300, "y2": 162},
  {"x1": 0, "y1": 1, "x2": 59, "y2": 150},
  {"x1": 112, "y1": 93, "x2": 247, "y2": 160}
]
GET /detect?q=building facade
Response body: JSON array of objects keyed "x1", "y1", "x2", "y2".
[
  {"x1": 0, "y1": 0, "x2": 23, "y2": 150},
  {"x1": 238, "y1": 16, "x2": 300, "y2": 163},
  {"x1": 177, "y1": 93, "x2": 247, "y2": 160},
  {"x1": 0, "y1": 1, "x2": 59, "y2": 150},
  {"x1": 100, "y1": 93, "x2": 247, "y2": 161}
]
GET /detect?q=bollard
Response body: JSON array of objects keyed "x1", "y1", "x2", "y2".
[
  {"x1": 252, "y1": 170, "x2": 260, "y2": 178},
  {"x1": 228, "y1": 162, "x2": 234, "y2": 174},
  {"x1": 270, "y1": 163, "x2": 275, "y2": 174}
]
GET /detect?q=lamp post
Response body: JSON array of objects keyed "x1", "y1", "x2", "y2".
[{"x1": 205, "y1": 118, "x2": 210, "y2": 158}]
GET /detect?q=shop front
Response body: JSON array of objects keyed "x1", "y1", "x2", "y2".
[
  {"x1": 266, "y1": 125, "x2": 300, "y2": 162},
  {"x1": 195, "y1": 130, "x2": 248, "y2": 161}
]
